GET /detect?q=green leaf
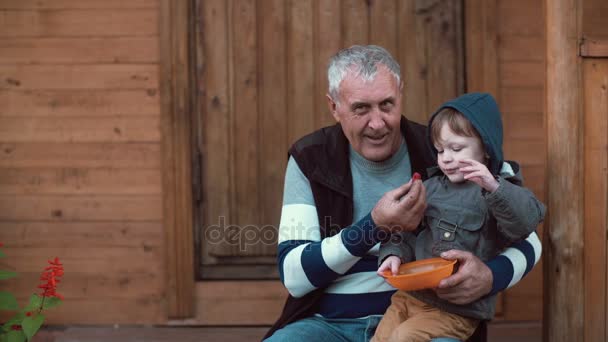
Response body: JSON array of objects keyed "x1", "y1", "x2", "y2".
[
  {"x1": 2, "y1": 313, "x2": 24, "y2": 333},
  {"x1": 0, "y1": 249, "x2": 5, "y2": 258},
  {"x1": 6, "y1": 330, "x2": 26, "y2": 342},
  {"x1": 23, "y1": 295, "x2": 42, "y2": 312},
  {"x1": 22, "y1": 314, "x2": 44, "y2": 341},
  {"x1": 41, "y1": 297, "x2": 62, "y2": 310},
  {"x1": 0, "y1": 270, "x2": 17, "y2": 280},
  {"x1": 0, "y1": 292, "x2": 19, "y2": 311}
]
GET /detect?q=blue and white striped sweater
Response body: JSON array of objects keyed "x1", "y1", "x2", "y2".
[{"x1": 278, "y1": 150, "x2": 541, "y2": 319}]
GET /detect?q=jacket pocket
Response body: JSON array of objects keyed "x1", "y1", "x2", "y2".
[{"x1": 424, "y1": 204, "x2": 486, "y2": 256}]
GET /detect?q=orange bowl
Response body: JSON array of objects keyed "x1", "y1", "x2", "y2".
[{"x1": 380, "y1": 257, "x2": 457, "y2": 291}]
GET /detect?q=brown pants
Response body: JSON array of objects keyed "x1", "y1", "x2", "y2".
[{"x1": 372, "y1": 291, "x2": 479, "y2": 342}]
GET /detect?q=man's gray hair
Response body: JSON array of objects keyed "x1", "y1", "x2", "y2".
[{"x1": 327, "y1": 45, "x2": 401, "y2": 103}]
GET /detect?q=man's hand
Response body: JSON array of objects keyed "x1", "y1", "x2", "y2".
[
  {"x1": 435, "y1": 250, "x2": 493, "y2": 305},
  {"x1": 371, "y1": 175, "x2": 426, "y2": 233}
]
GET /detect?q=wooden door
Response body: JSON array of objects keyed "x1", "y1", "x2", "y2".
[{"x1": 193, "y1": 0, "x2": 464, "y2": 279}]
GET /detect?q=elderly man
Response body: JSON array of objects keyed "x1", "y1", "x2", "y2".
[{"x1": 264, "y1": 45, "x2": 541, "y2": 342}]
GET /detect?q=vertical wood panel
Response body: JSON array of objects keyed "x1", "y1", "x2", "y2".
[
  {"x1": 315, "y1": 0, "x2": 341, "y2": 128},
  {"x1": 397, "y1": 0, "x2": 427, "y2": 124},
  {"x1": 583, "y1": 59, "x2": 608, "y2": 342},
  {"x1": 231, "y1": 0, "x2": 262, "y2": 255},
  {"x1": 159, "y1": 0, "x2": 194, "y2": 318},
  {"x1": 369, "y1": 0, "x2": 398, "y2": 57},
  {"x1": 200, "y1": 0, "x2": 233, "y2": 258},
  {"x1": 288, "y1": 0, "x2": 315, "y2": 146},
  {"x1": 545, "y1": 0, "x2": 584, "y2": 340},
  {"x1": 342, "y1": 0, "x2": 369, "y2": 47},
  {"x1": 465, "y1": 0, "x2": 498, "y2": 95},
  {"x1": 424, "y1": 0, "x2": 463, "y2": 112},
  {"x1": 259, "y1": 0, "x2": 288, "y2": 236}
]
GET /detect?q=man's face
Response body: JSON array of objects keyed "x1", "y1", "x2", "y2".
[{"x1": 327, "y1": 66, "x2": 403, "y2": 162}]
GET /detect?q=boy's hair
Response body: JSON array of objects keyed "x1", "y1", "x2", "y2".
[{"x1": 430, "y1": 108, "x2": 482, "y2": 145}]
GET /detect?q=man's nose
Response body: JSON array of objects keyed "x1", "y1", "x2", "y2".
[{"x1": 367, "y1": 108, "x2": 385, "y2": 130}]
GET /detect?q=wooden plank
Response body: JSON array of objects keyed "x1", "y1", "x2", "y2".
[
  {"x1": 287, "y1": 0, "x2": 315, "y2": 147},
  {"x1": 0, "y1": 9, "x2": 158, "y2": 37},
  {"x1": 0, "y1": 221, "x2": 162, "y2": 247},
  {"x1": 0, "y1": 65, "x2": 158, "y2": 90},
  {"x1": 503, "y1": 140, "x2": 545, "y2": 166},
  {"x1": 503, "y1": 112, "x2": 544, "y2": 140},
  {"x1": 397, "y1": 0, "x2": 428, "y2": 124},
  {"x1": 0, "y1": 142, "x2": 160, "y2": 169},
  {"x1": 315, "y1": 0, "x2": 341, "y2": 128},
  {"x1": 159, "y1": 0, "x2": 195, "y2": 319},
  {"x1": 503, "y1": 265, "x2": 543, "y2": 320},
  {"x1": 0, "y1": 116, "x2": 160, "y2": 142},
  {"x1": 194, "y1": 281, "x2": 287, "y2": 325},
  {"x1": 499, "y1": 35, "x2": 544, "y2": 62},
  {"x1": 200, "y1": 0, "x2": 232, "y2": 259},
  {"x1": 500, "y1": 62, "x2": 544, "y2": 87},
  {"x1": 0, "y1": 246, "x2": 163, "y2": 273},
  {"x1": 0, "y1": 37, "x2": 159, "y2": 64},
  {"x1": 465, "y1": 0, "x2": 498, "y2": 96},
  {"x1": 580, "y1": 38, "x2": 608, "y2": 57},
  {"x1": 369, "y1": 0, "x2": 397, "y2": 57},
  {"x1": 583, "y1": 59, "x2": 608, "y2": 342},
  {"x1": 497, "y1": 0, "x2": 543, "y2": 36},
  {"x1": 500, "y1": 87, "x2": 543, "y2": 113},
  {"x1": 3, "y1": 271, "x2": 163, "y2": 299},
  {"x1": 259, "y1": 0, "x2": 287, "y2": 244},
  {"x1": 0, "y1": 0, "x2": 158, "y2": 9},
  {"x1": 0, "y1": 168, "x2": 161, "y2": 195},
  {"x1": 341, "y1": 0, "x2": 369, "y2": 47},
  {"x1": 2, "y1": 298, "x2": 165, "y2": 324},
  {"x1": 0, "y1": 195, "x2": 162, "y2": 221},
  {"x1": 0, "y1": 89, "x2": 160, "y2": 117},
  {"x1": 230, "y1": 0, "x2": 262, "y2": 257},
  {"x1": 424, "y1": 0, "x2": 463, "y2": 112},
  {"x1": 545, "y1": 0, "x2": 584, "y2": 340},
  {"x1": 582, "y1": 0, "x2": 608, "y2": 39}
]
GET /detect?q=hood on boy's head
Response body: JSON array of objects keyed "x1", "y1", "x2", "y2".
[{"x1": 427, "y1": 92, "x2": 504, "y2": 175}]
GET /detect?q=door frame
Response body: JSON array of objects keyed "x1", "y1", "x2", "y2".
[{"x1": 157, "y1": 0, "x2": 502, "y2": 322}]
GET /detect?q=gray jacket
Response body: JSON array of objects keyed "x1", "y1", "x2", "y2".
[{"x1": 379, "y1": 163, "x2": 546, "y2": 320}]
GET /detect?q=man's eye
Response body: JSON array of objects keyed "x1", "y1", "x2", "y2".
[
  {"x1": 380, "y1": 101, "x2": 394, "y2": 111},
  {"x1": 354, "y1": 105, "x2": 368, "y2": 114}
]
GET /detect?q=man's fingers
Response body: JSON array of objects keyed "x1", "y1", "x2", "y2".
[
  {"x1": 398, "y1": 180, "x2": 422, "y2": 205},
  {"x1": 390, "y1": 181, "x2": 413, "y2": 200}
]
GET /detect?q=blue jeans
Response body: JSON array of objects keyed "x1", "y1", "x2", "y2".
[{"x1": 264, "y1": 315, "x2": 461, "y2": 342}]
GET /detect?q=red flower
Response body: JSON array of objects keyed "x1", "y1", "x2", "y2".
[
  {"x1": 38, "y1": 257, "x2": 64, "y2": 300},
  {"x1": 11, "y1": 325, "x2": 22, "y2": 331}
]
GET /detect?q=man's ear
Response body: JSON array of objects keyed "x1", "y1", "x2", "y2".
[{"x1": 326, "y1": 94, "x2": 340, "y2": 122}]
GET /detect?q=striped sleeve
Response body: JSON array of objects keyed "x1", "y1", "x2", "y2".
[
  {"x1": 486, "y1": 231, "x2": 542, "y2": 295},
  {"x1": 277, "y1": 157, "x2": 383, "y2": 298}
]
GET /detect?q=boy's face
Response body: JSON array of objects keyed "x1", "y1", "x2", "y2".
[{"x1": 434, "y1": 124, "x2": 486, "y2": 183}]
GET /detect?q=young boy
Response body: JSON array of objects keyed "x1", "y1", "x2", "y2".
[{"x1": 372, "y1": 93, "x2": 546, "y2": 342}]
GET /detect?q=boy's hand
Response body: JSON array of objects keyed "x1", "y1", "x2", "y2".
[
  {"x1": 458, "y1": 159, "x2": 499, "y2": 193},
  {"x1": 378, "y1": 255, "x2": 402, "y2": 276}
]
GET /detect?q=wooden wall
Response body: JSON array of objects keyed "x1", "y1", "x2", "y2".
[
  {"x1": 0, "y1": 0, "x2": 549, "y2": 326},
  {"x1": 0, "y1": 0, "x2": 166, "y2": 324},
  {"x1": 494, "y1": 0, "x2": 546, "y2": 321}
]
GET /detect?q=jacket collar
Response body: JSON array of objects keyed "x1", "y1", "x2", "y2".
[{"x1": 308, "y1": 116, "x2": 433, "y2": 197}]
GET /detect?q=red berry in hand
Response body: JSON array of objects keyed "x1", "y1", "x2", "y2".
[{"x1": 412, "y1": 172, "x2": 421, "y2": 181}]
